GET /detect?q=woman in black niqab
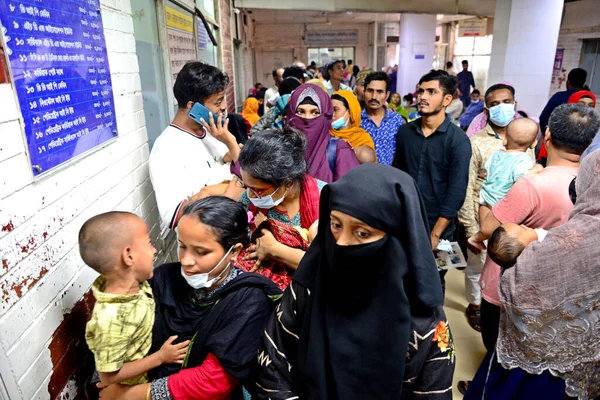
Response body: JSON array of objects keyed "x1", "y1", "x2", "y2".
[{"x1": 254, "y1": 163, "x2": 446, "y2": 400}]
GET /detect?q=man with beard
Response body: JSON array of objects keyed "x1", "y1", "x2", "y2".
[
  {"x1": 393, "y1": 69, "x2": 471, "y2": 293},
  {"x1": 360, "y1": 71, "x2": 404, "y2": 165}
]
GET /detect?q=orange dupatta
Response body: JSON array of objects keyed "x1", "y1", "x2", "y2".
[{"x1": 329, "y1": 90, "x2": 375, "y2": 151}]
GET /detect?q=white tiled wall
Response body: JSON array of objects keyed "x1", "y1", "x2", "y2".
[{"x1": 0, "y1": 0, "x2": 167, "y2": 397}]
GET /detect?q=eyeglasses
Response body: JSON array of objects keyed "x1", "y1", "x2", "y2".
[{"x1": 247, "y1": 185, "x2": 278, "y2": 198}]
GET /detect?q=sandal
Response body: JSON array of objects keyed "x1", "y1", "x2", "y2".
[
  {"x1": 465, "y1": 304, "x2": 482, "y2": 332},
  {"x1": 458, "y1": 380, "x2": 470, "y2": 395}
]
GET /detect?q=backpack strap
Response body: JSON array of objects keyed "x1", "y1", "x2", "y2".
[{"x1": 326, "y1": 137, "x2": 340, "y2": 173}]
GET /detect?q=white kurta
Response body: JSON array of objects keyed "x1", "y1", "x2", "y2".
[{"x1": 149, "y1": 124, "x2": 233, "y2": 237}]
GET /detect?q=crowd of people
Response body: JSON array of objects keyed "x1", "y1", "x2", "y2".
[{"x1": 79, "y1": 57, "x2": 600, "y2": 400}]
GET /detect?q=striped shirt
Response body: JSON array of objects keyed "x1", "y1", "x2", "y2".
[{"x1": 85, "y1": 276, "x2": 155, "y2": 385}]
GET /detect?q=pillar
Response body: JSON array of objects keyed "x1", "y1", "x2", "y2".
[
  {"x1": 488, "y1": 0, "x2": 563, "y2": 118},
  {"x1": 397, "y1": 14, "x2": 437, "y2": 96}
]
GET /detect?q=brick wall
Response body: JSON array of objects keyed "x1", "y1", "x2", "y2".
[
  {"x1": 219, "y1": 0, "x2": 236, "y2": 113},
  {"x1": 0, "y1": 0, "x2": 165, "y2": 397}
]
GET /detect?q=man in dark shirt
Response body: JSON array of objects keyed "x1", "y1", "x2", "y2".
[
  {"x1": 539, "y1": 68, "x2": 587, "y2": 134},
  {"x1": 393, "y1": 70, "x2": 471, "y2": 290},
  {"x1": 457, "y1": 60, "x2": 476, "y2": 107}
]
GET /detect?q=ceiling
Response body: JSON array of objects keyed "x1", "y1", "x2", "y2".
[
  {"x1": 246, "y1": 9, "x2": 402, "y2": 24},
  {"x1": 245, "y1": 9, "x2": 479, "y2": 26},
  {"x1": 234, "y1": 0, "x2": 496, "y2": 17}
]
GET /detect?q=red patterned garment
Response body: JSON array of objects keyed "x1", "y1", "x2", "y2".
[{"x1": 233, "y1": 219, "x2": 309, "y2": 290}]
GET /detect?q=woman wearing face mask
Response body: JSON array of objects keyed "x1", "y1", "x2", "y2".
[
  {"x1": 287, "y1": 83, "x2": 360, "y2": 182},
  {"x1": 330, "y1": 91, "x2": 377, "y2": 164},
  {"x1": 254, "y1": 164, "x2": 455, "y2": 400},
  {"x1": 234, "y1": 128, "x2": 325, "y2": 289},
  {"x1": 99, "y1": 197, "x2": 281, "y2": 400}
]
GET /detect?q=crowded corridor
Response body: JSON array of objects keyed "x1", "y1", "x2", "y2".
[{"x1": 0, "y1": 0, "x2": 599, "y2": 399}]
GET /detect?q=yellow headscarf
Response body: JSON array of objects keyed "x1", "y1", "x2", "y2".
[
  {"x1": 329, "y1": 90, "x2": 375, "y2": 151},
  {"x1": 242, "y1": 97, "x2": 260, "y2": 126}
]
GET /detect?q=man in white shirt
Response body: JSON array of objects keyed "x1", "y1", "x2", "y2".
[
  {"x1": 265, "y1": 68, "x2": 284, "y2": 109},
  {"x1": 324, "y1": 60, "x2": 352, "y2": 95},
  {"x1": 149, "y1": 62, "x2": 242, "y2": 237}
]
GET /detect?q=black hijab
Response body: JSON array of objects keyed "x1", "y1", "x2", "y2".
[
  {"x1": 293, "y1": 163, "x2": 443, "y2": 399},
  {"x1": 148, "y1": 263, "x2": 281, "y2": 381}
]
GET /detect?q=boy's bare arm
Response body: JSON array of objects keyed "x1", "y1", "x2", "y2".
[{"x1": 99, "y1": 336, "x2": 189, "y2": 386}]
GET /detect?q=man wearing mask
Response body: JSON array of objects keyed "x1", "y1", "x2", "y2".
[
  {"x1": 265, "y1": 68, "x2": 284, "y2": 109},
  {"x1": 360, "y1": 71, "x2": 404, "y2": 165},
  {"x1": 458, "y1": 83, "x2": 525, "y2": 333},
  {"x1": 325, "y1": 60, "x2": 352, "y2": 95},
  {"x1": 149, "y1": 62, "x2": 242, "y2": 237},
  {"x1": 393, "y1": 70, "x2": 471, "y2": 292},
  {"x1": 468, "y1": 103, "x2": 599, "y2": 351}
]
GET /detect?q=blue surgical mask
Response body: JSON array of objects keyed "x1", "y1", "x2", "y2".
[
  {"x1": 401, "y1": 101, "x2": 408, "y2": 108},
  {"x1": 248, "y1": 187, "x2": 286, "y2": 209},
  {"x1": 180, "y1": 246, "x2": 233, "y2": 289},
  {"x1": 471, "y1": 99, "x2": 480, "y2": 104},
  {"x1": 487, "y1": 103, "x2": 515, "y2": 127},
  {"x1": 331, "y1": 113, "x2": 348, "y2": 130}
]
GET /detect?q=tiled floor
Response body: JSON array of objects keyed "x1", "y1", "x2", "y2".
[{"x1": 443, "y1": 269, "x2": 488, "y2": 400}]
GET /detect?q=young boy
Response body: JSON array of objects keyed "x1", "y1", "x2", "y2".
[
  {"x1": 476, "y1": 118, "x2": 543, "y2": 227},
  {"x1": 79, "y1": 212, "x2": 189, "y2": 386},
  {"x1": 487, "y1": 223, "x2": 548, "y2": 269}
]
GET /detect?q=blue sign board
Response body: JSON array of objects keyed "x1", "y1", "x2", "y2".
[{"x1": 0, "y1": 0, "x2": 118, "y2": 177}]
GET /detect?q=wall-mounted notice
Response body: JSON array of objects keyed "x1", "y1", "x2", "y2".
[
  {"x1": 304, "y1": 30, "x2": 358, "y2": 46},
  {"x1": 0, "y1": 0, "x2": 118, "y2": 177},
  {"x1": 196, "y1": 17, "x2": 208, "y2": 50},
  {"x1": 165, "y1": 2, "x2": 195, "y2": 87},
  {"x1": 459, "y1": 18, "x2": 488, "y2": 37}
]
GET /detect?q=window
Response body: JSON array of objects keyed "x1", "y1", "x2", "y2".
[
  {"x1": 308, "y1": 48, "x2": 354, "y2": 67},
  {"x1": 581, "y1": 39, "x2": 600, "y2": 94},
  {"x1": 130, "y1": 0, "x2": 171, "y2": 148}
]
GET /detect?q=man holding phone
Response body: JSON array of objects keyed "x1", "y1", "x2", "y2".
[{"x1": 149, "y1": 62, "x2": 243, "y2": 238}]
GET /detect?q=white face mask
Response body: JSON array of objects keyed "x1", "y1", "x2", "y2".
[
  {"x1": 248, "y1": 187, "x2": 286, "y2": 209},
  {"x1": 180, "y1": 246, "x2": 233, "y2": 289}
]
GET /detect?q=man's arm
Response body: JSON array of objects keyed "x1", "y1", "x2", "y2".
[
  {"x1": 479, "y1": 206, "x2": 501, "y2": 239},
  {"x1": 438, "y1": 134, "x2": 472, "y2": 231},
  {"x1": 481, "y1": 178, "x2": 536, "y2": 239},
  {"x1": 430, "y1": 217, "x2": 452, "y2": 250},
  {"x1": 458, "y1": 141, "x2": 480, "y2": 237}
]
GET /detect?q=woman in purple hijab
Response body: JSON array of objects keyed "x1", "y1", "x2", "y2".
[{"x1": 287, "y1": 83, "x2": 360, "y2": 182}]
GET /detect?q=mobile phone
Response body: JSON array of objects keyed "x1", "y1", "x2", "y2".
[{"x1": 188, "y1": 102, "x2": 225, "y2": 126}]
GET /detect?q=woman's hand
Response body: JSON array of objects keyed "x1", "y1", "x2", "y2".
[{"x1": 244, "y1": 229, "x2": 281, "y2": 271}]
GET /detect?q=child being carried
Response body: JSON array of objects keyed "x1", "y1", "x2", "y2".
[
  {"x1": 79, "y1": 212, "x2": 189, "y2": 387},
  {"x1": 471, "y1": 118, "x2": 542, "y2": 246}
]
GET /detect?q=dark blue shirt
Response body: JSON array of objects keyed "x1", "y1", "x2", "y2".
[
  {"x1": 457, "y1": 70, "x2": 475, "y2": 105},
  {"x1": 539, "y1": 89, "x2": 579, "y2": 133},
  {"x1": 361, "y1": 108, "x2": 404, "y2": 165},
  {"x1": 392, "y1": 117, "x2": 472, "y2": 231}
]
